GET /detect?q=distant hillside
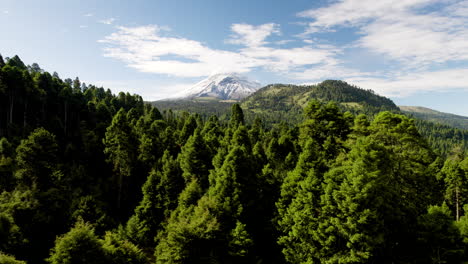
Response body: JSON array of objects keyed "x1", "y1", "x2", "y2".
[
  {"x1": 400, "y1": 106, "x2": 468, "y2": 130},
  {"x1": 151, "y1": 99, "x2": 234, "y2": 121},
  {"x1": 241, "y1": 80, "x2": 399, "y2": 124}
]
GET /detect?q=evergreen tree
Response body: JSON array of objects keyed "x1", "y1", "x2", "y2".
[
  {"x1": 178, "y1": 129, "x2": 212, "y2": 189},
  {"x1": 0, "y1": 252, "x2": 26, "y2": 264},
  {"x1": 440, "y1": 157, "x2": 468, "y2": 221},
  {"x1": 126, "y1": 151, "x2": 183, "y2": 247},
  {"x1": 418, "y1": 203, "x2": 464, "y2": 263},
  {"x1": 6, "y1": 56, "x2": 26, "y2": 69},
  {"x1": 179, "y1": 115, "x2": 198, "y2": 145},
  {"x1": 230, "y1": 104, "x2": 244, "y2": 127},
  {"x1": 47, "y1": 222, "x2": 107, "y2": 264},
  {"x1": 103, "y1": 109, "x2": 138, "y2": 212},
  {"x1": 0, "y1": 54, "x2": 5, "y2": 68},
  {"x1": 0, "y1": 138, "x2": 14, "y2": 190},
  {"x1": 15, "y1": 128, "x2": 59, "y2": 189},
  {"x1": 102, "y1": 232, "x2": 147, "y2": 264}
]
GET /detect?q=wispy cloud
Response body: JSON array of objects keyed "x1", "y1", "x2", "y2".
[
  {"x1": 99, "y1": 24, "x2": 340, "y2": 78},
  {"x1": 275, "y1": 39, "x2": 294, "y2": 45},
  {"x1": 79, "y1": 25, "x2": 88, "y2": 29},
  {"x1": 84, "y1": 13, "x2": 93, "y2": 17},
  {"x1": 92, "y1": 79, "x2": 192, "y2": 101},
  {"x1": 298, "y1": 0, "x2": 468, "y2": 66},
  {"x1": 295, "y1": 0, "x2": 468, "y2": 96},
  {"x1": 226, "y1": 23, "x2": 280, "y2": 47},
  {"x1": 99, "y1": 18, "x2": 116, "y2": 25},
  {"x1": 347, "y1": 68, "x2": 468, "y2": 97},
  {"x1": 2, "y1": 10, "x2": 9, "y2": 14}
]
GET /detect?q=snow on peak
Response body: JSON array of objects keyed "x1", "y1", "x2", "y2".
[{"x1": 173, "y1": 73, "x2": 261, "y2": 100}]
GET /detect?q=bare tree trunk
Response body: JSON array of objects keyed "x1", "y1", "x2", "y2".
[
  {"x1": 8, "y1": 95, "x2": 13, "y2": 125},
  {"x1": 117, "y1": 173, "x2": 123, "y2": 209},
  {"x1": 456, "y1": 186, "x2": 460, "y2": 221},
  {"x1": 23, "y1": 98, "x2": 28, "y2": 128},
  {"x1": 64, "y1": 101, "x2": 67, "y2": 135}
]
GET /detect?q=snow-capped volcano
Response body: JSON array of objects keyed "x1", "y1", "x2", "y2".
[{"x1": 173, "y1": 73, "x2": 262, "y2": 100}]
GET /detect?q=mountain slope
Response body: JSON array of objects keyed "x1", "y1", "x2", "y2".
[
  {"x1": 399, "y1": 106, "x2": 468, "y2": 130},
  {"x1": 171, "y1": 73, "x2": 261, "y2": 100},
  {"x1": 241, "y1": 80, "x2": 399, "y2": 123}
]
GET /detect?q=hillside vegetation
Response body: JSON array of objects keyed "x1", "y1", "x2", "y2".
[{"x1": 400, "y1": 106, "x2": 468, "y2": 130}]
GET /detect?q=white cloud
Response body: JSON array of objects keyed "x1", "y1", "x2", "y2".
[
  {"x1": 92, "y1": 79, "x2": 193, "y2": 101},
  {"x1": 227, "y1": 23, "x2": 280, "y2": 47},
  {"x1": 99, "y1": 24, "x2": 340, "y2": 78},
  {"x1": 294, "y1": 0, "x2": 468, "y2": 96},
  {"x1": 358, "y1": 13, "x2": 468, "y2": 67},
  {"x1": 79, "y1": 25, "x2": 88, "y2": 29},
  {"x1": 294, "y1": 64, "x2": 369, "y2": 80},
  {"x1": 299, "y1": 0, "x2": 468, "y2": 67},
  {"x1": 84, "y1": 13, "x2": 93, "y2": 17},
  {"x1": 298, "y1": 0, "x2": 434, "y2": 33},
  {"x1": 99, "y1": 18, "x2": 116, "y2": 25},
  {"x1": 2, "y1": 10, "x2": 9, "y2": 14},
  {"x1": 347, "y1": 68, "x2": 468, "y2": 97},
  {"x1": 275, "y1": 39, "x2": 294, "y2": 45}
]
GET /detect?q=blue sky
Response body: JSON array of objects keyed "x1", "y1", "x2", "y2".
[{"x1": 1, "y1": 0, "x2": 468, "y2": 115}]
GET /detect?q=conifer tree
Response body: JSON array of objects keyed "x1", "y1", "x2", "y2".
[
  {"x1": 15, "y1": 128, "x2": 59, "y2": 189},
  {"x1": 126, "y1": 151, "x2": 183, "y2": 247},
  {"x1": 0, "y1": 138, "x2": 14, "y2": 190},
  {"x1": 441, "y1": 157, "x2": 468, "y2": 221},
  {"x1": 101, "y1": 232, "x2": 147, "y2": 264},
  {"x1": 103, "y1": 109, "x2": 137, "y2": 211},
  {"x1": 178, "y1": 129, "x2": 212, "y2": 189},
  {"x1": 0, "y1": 252, "x2": 26, "y2": 264},
  {"x1": 0, "y1": 54, "x2": 5, "y2": 68},
  {"x1": 179, "y1": 115, "x2": 198, "y2": 145},
  {"x1": 230, "y1": 104, "x2": 244, "y2": 127},
  {"x1": 47, "y1": 222, "x2": 107, "y2": 264},
  {"x1": 418, "y1": 203, "x2": 464, "y2": 263}
]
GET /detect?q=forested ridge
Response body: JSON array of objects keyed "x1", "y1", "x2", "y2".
[
  {"x1": 154, "y1": 80, "x2": 468, "y2": 157},
  {"x1": 400, "y1": 106, "x2": 468, "y2": 130},
  {"x1": 2, "y1": 54, "x2": 468, "y2": 264}
]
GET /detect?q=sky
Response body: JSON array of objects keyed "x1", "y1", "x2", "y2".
[{"x1": 1, "y1": 0, "x2": 468, "y2": 115}]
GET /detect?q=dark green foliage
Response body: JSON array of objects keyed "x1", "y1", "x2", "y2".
[
  {"x1": 0, "y1": 54, "x2": 5, "y2": 68},
  {"x1": 15, "y1": 128, "x2": 59, "y2": 189},
  {"x1": 418, "y1": 203, "x2": 464, "y2": 263},
  {"x1": 1, "y1": 54, "x2": 468, "y2": 264},
  {"x1": 178, "y1": 129, "x2": 212, "y2": 188},
  {"x1": 0, "y1": 252, "x2": 26, "y2": 264},
  {"x1": 0, "y1": 138, "x2": 14, "y2": 190},
  {"x1": 47, "y1": 222, "x2": 107, "y2": 264},
  {"x1": 47, "y1": 222, "x2": 146, "y2": 264},
  {"x1": 103, "y1": 109, "x2": 139, "y2": 215},
  {"x1": 412, "y1": 118, "x2": 468, "y2": 157},
  {"x1": 126, "y1": 151, "x2": 183, "y2": 247},
  {"x1": 152, "y1": 100, "x2": 234, "y2": 122},
  {"x1": 6, "y1": 56, "x2": 26, "y2": 70},
  {"x1": 102, "y1": 232, "x2": 147, "y2": 264},
  {"x1": 230, "y1": 104, "x2": 244, "y2": 127}
]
